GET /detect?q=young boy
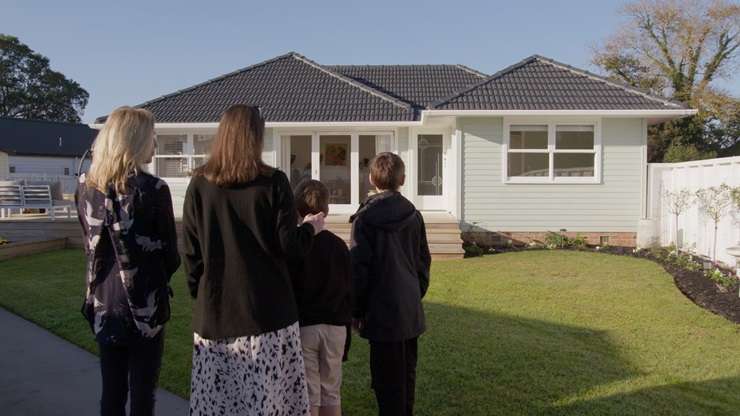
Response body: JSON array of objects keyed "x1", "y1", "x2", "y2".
[
  {"x1": 289, "y1": 179, "x2": 352, "y2": 416},
  {"x1": 350, "y1": 152, "x2": 431, "y2": 416}
]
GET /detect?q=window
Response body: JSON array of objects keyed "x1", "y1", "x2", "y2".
[
  {"x1": 64, "y1": 167, "x2": 70, "y2": 176},
  {"x1": 504, "y1": 121, "x2": 600, "y2": 183},
  {"x1": 507, "y1": 125, "x2": 549, "y2": 178},
  {"x1": 153, "y1": 133, "x2": 216, "y2": 178},
  {"x1": 155, "y1": 134, "x2": 188, "y2": 178},
  {"x1": 555, "y1": 125, "x2": 595, "y2": 177},
  {"x1": 192, "y1": 134, "x2": 215, "y2": 170},
  {"x1": 9, "y1": 165, "x2": 15, "y2": 173}
]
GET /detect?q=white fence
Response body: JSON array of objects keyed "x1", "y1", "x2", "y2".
[
  {"x1": 7, "y1": 173, "x2": 79, "y2": 195},
  {"x1": 647, "y1": 156, "x2": 740, "y2": 266}
]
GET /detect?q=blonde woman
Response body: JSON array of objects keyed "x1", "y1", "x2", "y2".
[{"x1": 76, "y1": 106, "x2": 180, "y2": 416}]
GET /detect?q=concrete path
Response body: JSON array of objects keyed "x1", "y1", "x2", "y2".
[{"x1": 0, "y1": 308, "x2": 189, "y2": 415}]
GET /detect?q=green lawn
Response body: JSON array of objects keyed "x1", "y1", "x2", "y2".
[{"x1": 0, "y1": 249, "x2": 738, "y2": 415}]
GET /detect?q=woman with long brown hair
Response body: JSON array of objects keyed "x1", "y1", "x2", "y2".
[
  {"x1": 76, "y1": 106, "x2": 180, "y2": 415},
  {"x1": 183, "y1": 105, "x2": 324, "y2": 415}
]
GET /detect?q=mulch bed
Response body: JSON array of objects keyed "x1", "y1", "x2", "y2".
[
  {"x1": 471, "y1": 245, "x2": 740, "y2": 324},
  {"x1": 662, "y1": 261, "x2": 740, "y2": 324}
]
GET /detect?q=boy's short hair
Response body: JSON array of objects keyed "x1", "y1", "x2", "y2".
[
  {"x1": 294, "y1": 179, "x2": 329, "y2": 217},
  {"x1": 370, "y1": 152, "x2": 405, "y2": 191}
]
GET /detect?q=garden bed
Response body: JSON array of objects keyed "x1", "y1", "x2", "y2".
[{"x1": 652, "y1": 254, "x2": 739, "y2": 324}]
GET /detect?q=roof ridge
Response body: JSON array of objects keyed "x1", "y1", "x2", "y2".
[
  {"x1": 290, "y1": 54, "x2": 413, "y2": 111},
  {"x1": 529, "y1": 55, "x2": 686, "y2": 109},
  {"x1": 432, "y1": 54, "x2": 685, "y2": 109},
  {"x1": 454, "y1": 64, "x2": 488, "y2": 78},
  {"x1": 430, "y1": 55, "x2": 539, "y2": 108}
]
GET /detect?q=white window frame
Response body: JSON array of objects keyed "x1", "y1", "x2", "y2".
[
  {"x1": 276, "y1": 130, "x2": 396, "y2": 213},
  {"x1": 502, "y1": 118, "x2": 602, "y2": 184},
  {"x1": 152, "y1": 131, "x2": 216, "y2": 182}
]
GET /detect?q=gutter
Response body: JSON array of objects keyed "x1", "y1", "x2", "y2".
[{"x1": 88, "y1": 109, "x2": 697, "y2": 130}]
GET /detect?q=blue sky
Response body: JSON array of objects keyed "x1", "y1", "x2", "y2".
[{"x1": 3, "y1": 0, "x2": 738, "y2": 123}]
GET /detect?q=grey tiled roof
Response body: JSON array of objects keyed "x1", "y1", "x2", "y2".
[
  {"x1": 432, "y1": 55, "x2": 686, "y2": 110},
  {"x1": 0, "y1": 117, "x2": 97, "y2": 157},
  {"x1": 96, "y1": 53, "x2": 688, "y2": 123},
  {"x1": 98, "y1": 53, "x2": 415, "y2": 123},
  {"x1": 327, "y1": 64, "x2": 486, "y2": 108}
]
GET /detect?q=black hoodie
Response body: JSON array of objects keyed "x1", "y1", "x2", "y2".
[{"x1": 349, "y1": 191, "x2": 431, "y2": 342}]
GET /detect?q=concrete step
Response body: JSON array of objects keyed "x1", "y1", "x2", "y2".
[
  {"x1": 324, "y1": 217, "x2": 465, "y2": 260},
  {"x1": 329, "y1": 231, "x2": 462, "y2": 244}
]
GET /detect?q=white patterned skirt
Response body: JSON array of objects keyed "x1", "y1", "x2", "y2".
[{"x1": 190, "y1": 322, "x2": 310, "y2": 416}]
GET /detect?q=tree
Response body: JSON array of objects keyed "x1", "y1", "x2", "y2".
[
  {"x1": 0, "y1": 34, "x2": 88, "y2": 123},
  {"x1": 593, "y1": 0, "x2": 740, "y2": 162},
  {"x1": 663, "y1": 188, "x2": 694, "y2": 247},
  {"x1": 695, "y1": 184, "x2": 732, "y2": 262}
]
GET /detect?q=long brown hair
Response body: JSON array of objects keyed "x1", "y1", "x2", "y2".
[{"x1": 194, "y1": 105, "x2": 271, "y2": 186}]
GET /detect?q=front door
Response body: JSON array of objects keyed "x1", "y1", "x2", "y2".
[
  {"x1": 282, "y1": 133, "x2": 394, "y2": 214},
  {"x1": 414, "y1": 133, "x2": 448, "y2": 210}
]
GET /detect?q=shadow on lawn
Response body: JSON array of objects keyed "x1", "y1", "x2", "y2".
[
  {"x1": 413, "y1": 302, "x2": 735, "y2": 416},
  {"x1": 552, "y1": 376, "x2": 740, "y2": 416}
]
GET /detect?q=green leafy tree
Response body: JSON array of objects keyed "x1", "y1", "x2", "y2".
[
  {"x1": 593, "y1": 0, "x2": 740, "y2": 162},
  {"x1": 0, "y1": 34, "x2": 88, "y2": 123}
]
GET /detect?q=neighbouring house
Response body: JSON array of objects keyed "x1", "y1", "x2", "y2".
[
  {"x1": 93, "y1": 52, "x2": 696, "y2": 247},
  {"x1": 0, "y1": 118, "x2": 96, "y2": 193}
]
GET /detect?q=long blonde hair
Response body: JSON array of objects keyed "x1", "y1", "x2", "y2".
[{"x1": 87, "y1": 107, "x2": 155, "y2": 193}]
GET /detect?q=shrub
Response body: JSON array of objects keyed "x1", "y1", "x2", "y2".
[
  {"x1": 463, "y1": 243, "x2": 485, "y2": 258},
  {"x1": 664, "y1": 143, "x2": 717, "y2": 163},
  {"x1": 571, "y1": 234, "x2": 588, "y2": 249},
  {"x1": 543, "y1": 231, "x2": 589, "y2": 250},
  {"x1": 544, "y1": 231, "x2": 567, "y2": 249},
  {"x1": 705, "y1": 268, "x2": 736, "y2": 289}
]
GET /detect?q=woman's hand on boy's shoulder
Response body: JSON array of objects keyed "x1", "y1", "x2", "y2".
[{"x1": 302, "y1": 213, "x2": 326, "y2": 235}]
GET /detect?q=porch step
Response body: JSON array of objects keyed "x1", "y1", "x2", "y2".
[{"x1": 325, "y1": 213, "x2": 464, "y2": 260}]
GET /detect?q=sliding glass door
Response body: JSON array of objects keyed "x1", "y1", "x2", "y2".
[{"x1": 319, "y1": 135, "x2": 351, "y2": 205}]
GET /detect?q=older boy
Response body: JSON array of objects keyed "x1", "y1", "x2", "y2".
[
  {"x1": 350, "y1": 152, "x2": 431, "y2": 416},
  {"x1": 289, "y1": 180, "x2": 352, "y2": 416}
]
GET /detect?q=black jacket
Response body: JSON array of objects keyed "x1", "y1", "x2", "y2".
[
  {"x1": 288, "y1": 230, "x2": 352, "y2": 328},
  {"x1": 350, "y1": 191, "x2": 431, "y2": 342},
  {"x1": 76, "y1": 172, "x2": 180, "y2": 345},
  {"x1": 182, "y1": 169, "x2": 315, "y2": 340}
]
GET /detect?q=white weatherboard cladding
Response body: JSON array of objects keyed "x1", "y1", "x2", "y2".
[
  {"x1": 8, "y1": 155, "x2": 79, "y2": 176},
  {"x1": 460, "y1": 117, "x2": 645, "y2": 232}
]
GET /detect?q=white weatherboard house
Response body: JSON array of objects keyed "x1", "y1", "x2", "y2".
[{"x1": 94, "y1": 52, "x2": 696, "y2": 248}]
